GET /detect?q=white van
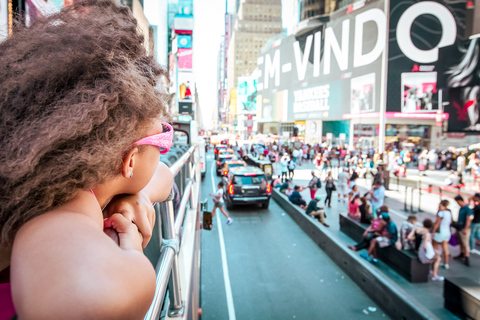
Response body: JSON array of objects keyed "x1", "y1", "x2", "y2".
[{"x1": 198, "y1": 136, "x2": 206, "y2": 179}]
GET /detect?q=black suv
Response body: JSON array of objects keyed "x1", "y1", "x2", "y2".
[
  {"x1": 216, "y1": 154, "x2": 236, "y2": 176},
  {"x1": 222, "y1": 166, "x2": 271, "y2": 209}
]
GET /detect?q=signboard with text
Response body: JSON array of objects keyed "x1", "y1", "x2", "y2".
[{"x1": 256, "y1": 0, "x2": 386, "y2": 121}]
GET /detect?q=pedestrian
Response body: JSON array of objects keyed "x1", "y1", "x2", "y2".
[
  {"x1": 369, "y1": 181, "x2": 386, "y2": 219},
  {"x1": 348, "y1": 206, "x2": 388, "y2": 254},
  {"x1": 308, "y1": 171, "x2": 320, "y2": 199},
  {"x1": 453, "y1": 195, "x2": 473, "y2": 266},
  {"x1": 288, "y1": 158, "x2": 296, "y2": 179},
  {"x1": 337, "y1": 168, "x2": 349, "y2": 202},
  {"x1": 281, "y1": 156, "x2": 289, "y2": 182},
  {"x1": 432, "y1": 199, "x2": 452, "y2": 269},
  {"x1": 400, "y1": 215, "x2": 418, "y2": 250},
  {"x1": 359, "y1": 196, "x2": 371, "y2": 224},
  {"x1": 457, "y1": 153, "x2": 466, "y2": 174},
  {"x1": 306, "y1": 196, "x2": 330, "y2": 227},
  {"x1": 272, "y1": 175, "x2": 282, "y2": 188},
  {"x1": 315, "y1": 153, "x2": 322, "y2": 169},
  {"x1": 289, "y1": 185, "x2": 307, "y2": 209},
  {"x1": 348, "y1": 194, "x2": 361, "y2": 220},
  {"x1": 471, "y1": 158, "x2": 480, "y2": 188},
  {"x1": 360, "y1": 211, "x2": 398, "y2": 264},
  {"x1": 279, "y1": 178, "x2": 292, "y2": 194},
  {"x1": 469, "y1": 194, "x2": 480, "y2": 251},
  {"x1": 324, "y1": 171, "x2": 335, "y2": 208},
  {"x1": 209, "y1": 182, "x2": 233, "y2": 225},
  {"x1": 292, "y1": 148, "x2": 300, "y2": 164},
  {"x1": 408, "y1": 219, "x2": 443, "y2": 280}
]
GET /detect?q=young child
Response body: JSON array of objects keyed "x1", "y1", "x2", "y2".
[{"x1": 209, "y1": 181, "x2": 233, "y2": 225}]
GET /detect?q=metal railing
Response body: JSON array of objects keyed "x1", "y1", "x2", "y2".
[{"x1": 144, "y1": 145, "x2": 198, "y2": 320}]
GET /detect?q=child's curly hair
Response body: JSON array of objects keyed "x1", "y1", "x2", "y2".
[{"x1": 0, "y1": 0, "x2": 169, "y2": 246}]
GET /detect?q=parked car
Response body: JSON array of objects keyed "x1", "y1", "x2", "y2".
[{"x1": 222, "y1": 166, "x2": 271, "y2": 209}]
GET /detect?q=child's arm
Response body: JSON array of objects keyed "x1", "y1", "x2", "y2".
[{"x1": 12, "y1": 209, "x2": 155, "y2": 320}]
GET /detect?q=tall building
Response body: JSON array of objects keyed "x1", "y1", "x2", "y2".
[
  {"x1": 297, "y1": 0, "x2": 337, "y2": 20},
  {"x1": 227, "y1": 0, "x2": 282, "y2": 90}
]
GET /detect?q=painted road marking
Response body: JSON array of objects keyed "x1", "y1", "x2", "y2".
[{"x1": 210, "y1": 161, "x2": 236, "y2": 320}]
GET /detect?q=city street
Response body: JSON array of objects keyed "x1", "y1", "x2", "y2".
[{"x1": 201, "y1": 153, "x2": 388, "y2": 319}]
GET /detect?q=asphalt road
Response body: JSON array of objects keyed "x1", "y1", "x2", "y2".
[{"x1": 200, "y1": 152, "x2": 389, "y2": 320}]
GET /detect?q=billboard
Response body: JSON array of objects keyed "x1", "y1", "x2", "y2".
[
  {"x1": 256, "y1": 0, "x2": 386, "y2": 121},
  {"x1": 401, "y1": 72, "x2": 437, "y2": 112},
  {"x1": 177, "y1": 48, "x2": 192, "y2": 70},
  {"x1": 178, "y1": 72, "x2": 195, "y2": 102},
  {"x1": 386, "y1": 0, "x2": 467, "y2": 113},
  {"x1": 237, "y1": 77, "x2": 257, "y2": 113},
  {"x1": 177, "y1": 35, "x2": 191, "y2": 49}
]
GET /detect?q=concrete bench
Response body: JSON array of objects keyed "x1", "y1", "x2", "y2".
[
  {"x1": 444, "y1": 277, "x2": 480, "y2": 320},
  {"x1": 339, "y1": 214, "x2": 430, "y2": 283}
]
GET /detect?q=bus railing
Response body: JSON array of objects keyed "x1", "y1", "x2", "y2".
[{"x1": 144, "y1": 145, "x2": 198, "y2": 320}]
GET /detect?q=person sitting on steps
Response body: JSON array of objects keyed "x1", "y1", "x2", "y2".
[{"x1": 305, "y1": 196, "x2": 329, "y2": 227}]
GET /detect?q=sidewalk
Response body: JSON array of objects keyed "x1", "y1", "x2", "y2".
[{"x1": 273, "y1": 160, "x2": 479, "y2": 320}]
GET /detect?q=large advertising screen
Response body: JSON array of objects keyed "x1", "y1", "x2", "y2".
[
  {"x1": 256, "y1": 0, "x2": 386, "y2": 121},
  {"x1": 237, "y1": 77, "x2": 257, "y2": 113},
  {"x1": 386, "y1": 0, "x2": 466, "y2": 113}
]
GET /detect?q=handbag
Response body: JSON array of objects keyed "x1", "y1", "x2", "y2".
[
  {"x1": 448, "y1": 234, "x2": 459, "y2": 246},
  {"x1": 332, "y1": 182, "x2": 337, "y2": 191},
  {"x1": 451, "y1": 221, "x2": 464, "y2": 230}
]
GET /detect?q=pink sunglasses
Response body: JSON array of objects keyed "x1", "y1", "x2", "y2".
[{"x1": 134, "y1": 122, "x2": 173, "y2": 154}]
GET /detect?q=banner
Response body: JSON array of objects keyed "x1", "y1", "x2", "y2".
[{"x1": 256, "y1": 0, "x2": 386, "y2": 121}]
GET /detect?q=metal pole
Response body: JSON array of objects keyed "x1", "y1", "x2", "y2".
[
  {"x1": 418, "y1": 188, "x2": 422, "y2": 212},
  {"x1": 404, "y1": 186, "x2": 408, "y2": 212},
  {"x1": 410, "y1": 187, "x2": 414, "y2": 213},
  {"x1": 378, "y1": 0, "x2": 390, "y2": 154},
  {"x1": 160, "y1": 199, "x2": 184, "y2": 317},
  {"x1": 439, "y1": 187, "x2": 443, "y2": 201}
]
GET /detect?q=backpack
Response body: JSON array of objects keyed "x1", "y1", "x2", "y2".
[{"x1": 316, "y1": 177, "x2": 322, "y2": 188}]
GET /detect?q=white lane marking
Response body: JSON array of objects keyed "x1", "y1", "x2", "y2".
[{"x1": 210, "y1": 161, "x2": 236, "y2": 320}]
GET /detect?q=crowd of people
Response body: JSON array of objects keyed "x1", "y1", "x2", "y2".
[
  {"x1": 258, "y1": 140, "x2": 480, "y2": 282},
  {"x1": 240, "y1": 140, "x2": 480, "y2": 186}
]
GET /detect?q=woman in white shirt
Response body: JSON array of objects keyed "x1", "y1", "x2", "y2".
[{"x1": 432, "y1": 199, "x2": 452, "y2": 269}]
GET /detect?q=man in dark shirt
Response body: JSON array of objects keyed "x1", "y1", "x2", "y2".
[
  {"x1": 470, "y1": 193, "x2": 480, "y2": 251},
  {"x1": 306, "y1": 195, "x2": 329, "y2": 227},
  {"x1": 289, "y1": 185, "x2": 307, "y2": 209},
  {"x1": 454, "y1": 195, "x2": 473, "y2": 266}
]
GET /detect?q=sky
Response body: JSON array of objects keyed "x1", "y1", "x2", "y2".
[
  {"x1": 193, "y1": 0, "x2": 293, "y2": 128},
  {"x1": 193, "y1": 0, "x2": 227, "y2": 128}
]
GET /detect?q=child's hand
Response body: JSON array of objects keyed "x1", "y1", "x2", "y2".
[
  {"x1": 103, "y1": 191, "x2": 155, "y2": 249},
  {"x1": 104, "y1": 213, "x2": 143, "y2": 252}
]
